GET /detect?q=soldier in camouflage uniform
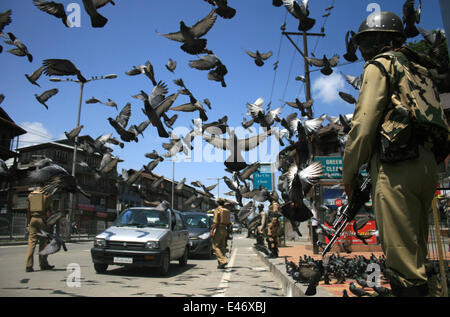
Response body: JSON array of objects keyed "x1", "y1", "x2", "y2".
[{"x1": 343, "y1": 12, "x2": 450, "y2": 297}]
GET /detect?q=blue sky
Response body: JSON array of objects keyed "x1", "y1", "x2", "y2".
[{"x1": 0, "y1": 0, "x2": 446, "y2": 199}]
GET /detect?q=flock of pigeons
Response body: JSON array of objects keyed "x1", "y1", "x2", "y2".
[
  {"x1": 284, "y1": 253, "x2": 392, "y2": 297},
  {"x1": 0, "y1": 1, "x2": 448, "y2": 263}
]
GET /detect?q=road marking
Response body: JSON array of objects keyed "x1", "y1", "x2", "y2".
[
  {"x1": 0, "y1": 245, "x2": 26, "y2": 249},
  {"x1": 213, "y1": 247, "x2": 238, "y2": 297}
]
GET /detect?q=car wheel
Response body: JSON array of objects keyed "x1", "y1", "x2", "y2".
[
  {"x1": 158, "y1": 252, "x2": 170, "y2": 276},
  {"x1": 94, "y1": 263, "x2": 108, "y2": 274},
  {"x1": 179, "y1": 246, "x2": 188, "y2": 267}
]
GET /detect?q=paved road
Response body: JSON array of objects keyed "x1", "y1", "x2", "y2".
[{"x1": 0, "y1": 233, "x2": 284, "y2": 297}]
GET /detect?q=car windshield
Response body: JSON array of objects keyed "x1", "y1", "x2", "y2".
[
  {"x1": 183, "y1": 214, "x2": 209, "y2": 229},
  {"x1": 114, "y1": 209, "x2": 169, "y2": 229}
]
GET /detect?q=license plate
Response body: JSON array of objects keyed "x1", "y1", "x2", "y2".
[{"x1": 113, "y1": 257, "x2": 133, "y2": 264}]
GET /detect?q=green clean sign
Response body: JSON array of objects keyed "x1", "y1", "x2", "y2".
[{"x1": 313, "y1": 156, "x2": 343, "y2": 179}]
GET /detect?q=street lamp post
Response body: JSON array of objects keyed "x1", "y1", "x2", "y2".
[
  {"x1": 171, "y1": 156, "x2": 191, "y2": 210},
  {"x1": 50, "y1": 74, "x2": 117, "y2": 237}
]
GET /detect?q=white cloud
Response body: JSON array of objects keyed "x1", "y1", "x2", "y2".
[
  {"x1": 312, "y1": 72, "x2": 345, "y2": 103},
  {"x1": 18, "y1": 122, "x2": 54, "y2": 148}
]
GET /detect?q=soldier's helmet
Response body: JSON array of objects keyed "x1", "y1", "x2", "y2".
[{"x1": 354, "y1": 11, "x2": 406, "y2": 45}]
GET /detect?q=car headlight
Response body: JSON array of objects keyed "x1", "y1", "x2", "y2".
[
  {"x1": 94, "y1": 238, "x2": 106, "y2": 248},
  {"x1": 198, "y1": 232, "x2": 210, "y2": 240},
  {"x1": 145, "y1": 241, "x2": 159, "y2": 249}
]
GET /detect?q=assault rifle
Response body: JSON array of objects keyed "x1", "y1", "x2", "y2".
[{"x1": 321, "y1": 174, "x2": 372, "y2": 256}]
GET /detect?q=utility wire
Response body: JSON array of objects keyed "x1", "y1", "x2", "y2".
[{"x1": 269, "y1": 10, "x2": 288, "y2": 105}]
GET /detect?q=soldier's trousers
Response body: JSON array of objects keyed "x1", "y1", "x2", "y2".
[
  {"x1": 26, "y1": 217, "x2": 49, "y2": 269},
  {"x1": 370, "y1": 146, "x2": 441, "y2": 294},
  {"x1": 212, "y1": 227, "x2": 228, "y2": 266}
]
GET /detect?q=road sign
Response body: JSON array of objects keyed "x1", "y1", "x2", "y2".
[
  {"x1": 253, "y1": 163, "x2": 274, "y2": 191},
  {"x1": 335, "y1": 198, "x2": 343, "y2": 207},
  {"x1": 314, "y1": 156, "x2": 368, "y2": 179}
]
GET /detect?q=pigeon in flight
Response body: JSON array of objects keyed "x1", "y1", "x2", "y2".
[
  {"x1": 343, "y1": 30, "x2": 358, "y2": 62},
  {"x1": 305, "y1": 54, "x2": 339, "y2": 76},
  {"x1": 82, "y1": 0, "x2": 115, "y2": 28},
  {"x1": 28, "y1": 163, "x2": 90, "y2": 198},
  {"x1": 246, "y1": 50, "x2": 273, "y2": 67},
  {"x1": 343, "y1": 73, "x2": 362, "y2": 90},
  {"x1": 202, "y1": 129, "x2": 271, "y2": 172},
  {"x1": 5, "y1": 32, "x2": 33, "y2": 62},
  {"x1": 402, "y1": 0, "x2": 421, "y2": 38},
  {"x1": 64, "y1": 125, "x2": 84, "y2": 142},
  {"x1": 285, "y1": 161, "x2": 323, "y2": 204},
  {"x1": 25, "y1": 66, "x2": 45, "y2": 87},
  {"x1": 165, "y1": 58, "x2": 177, "y2": 73},
  {"x1": 283, "y1": 0, "x2": 315, "y2": 32},
  {"x1": 37, "y1": 230, "x2": 67, "y2": 256},
  {"x1": 33, "y1": 0, "x2": 71, "y2": 27},
  {"x1": 272, "y1": 0, "x2": 283, "y2": 7},
  {"x1": 35, "y1": 88, "x2": 59, "y2": 109},
  {"x1": 107, "y1": 103, "x2": 138, "y2": 142},
  {"x1": 171, "y1": 94, "x2": 208, "y2": 122},
  {"x1": 157, "y1": 10, "x2": 218, "y2": 55},
  {"x1": 203, "y1": 0, "x2": 236, "y2": 19},
  {"x1": 125, "y1": 61, "x2": 158, "y2": 86},
  {"x1": 42, "y1": 59, "x2": 87, "y2": 83},
  {"x1": 338, "y1": 91, "x2": 357, "y2": 104},
  {"x1": 191, "y1": 180, "x2": 217, "y2": 198}
]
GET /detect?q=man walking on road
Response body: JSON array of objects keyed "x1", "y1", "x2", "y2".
[
  {"x1": 211, "y1": 198, "x2": 232, "y2": 269},
  {"x1": 25, "y1": 186, "x2": 54, "y2": 272}
]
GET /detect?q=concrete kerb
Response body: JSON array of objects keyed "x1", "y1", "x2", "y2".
[{"x1": 254, "y1": 247, "x2": 335, "y2": 297}]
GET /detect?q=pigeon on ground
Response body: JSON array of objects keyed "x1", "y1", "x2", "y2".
[
  {"x1": 25, "y1": 66, "x2": 45, "y2": 87},
  {"x1": 42, "y1": 59, "x2": 87, "y2": 83},
  {"x1": 202, "y1": 129, "x2": 272, "y2": 172},
  {"x1": 6, "y1": 32, "x2": 33, "y2": 62},
  {"x1": 246, "y1": 50, "x2": 273, "y2": 67},
  {"x1": 349, "y1": 282, "x2": 371, "y2": 297},
  {"x1": 283, "y1": 0, "x2": 315, "y2": 32},
  {"x1": 33, "y1": 0, "x2": 70, "y2": 27},
  {"x1": 35, "y1": 88, "x2": 59, "y2": 109},
  {"x1": 203, "y1": 0, "x2": 236, "y2": 19},
  {"x1": 157, "y1": 10, "x2": 217, "y2": 55}
]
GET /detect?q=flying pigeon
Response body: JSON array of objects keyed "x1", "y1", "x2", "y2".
[
  {"x1": 338, "y1": 91, "x2": 357, "y2": 104},
  {"x1": 42, "y1": 59, "x2": 87, "y2": 83},
  {"x1": 81, "y1": 0, "x2": 115, "y2": 28},
  {"x1": 202, "y1": 129, "x2": 272, "y2": 172},
  {"x1": 35, "y1": 88, "x2": 59, "y2": 109},
  {"x1": 343, "y1": 73, "x2": 362, "y2": 90},
  {"x1": 28, "y1": 163, "x2": 90, "y2": 198},
  {"x1": 125, "y1": 61, "x2": 158, "y2": 86},
  {"x1": 33, "y1": 0, "x2": 71, "y2": 27},
  {"x1": 25, "y1": 66, "x2": 45, "y2": 87},
  {"x1": 402, "y1": 0, "x2": 421, "y2": 38},
  {"x1": 37, "y1": 230, "x2": 67, "y2": 256},
  {"x1": 305, "y1": 54, "x2": 339, "y2": 76},
  {"x1": 6, "y1": 32, "x2": 33, "y2": 62},
  {"x1": 283, "y1": 0, "x2": 316, "y2": 32},
  {"x1": 343, "y1": 30, "x2": 358, "y2": 62},
  {"x1": 64, "y1": 125, "x2": 84, "y2": 142},
  {"x1": 107, "y1": 103, "x2": 138, "y2": 142},
  {"x1": 165, "y1": 58, "x2": 177, "y2": 73},
  {"x1": 246, "y1": 50, "x2": 273, "y2": 67},
  {"x1": 203, "y1": 0, "x2": 236, "y2": 19},
  {"x1": 157, "y1": 10, "x2": 217, "y2": 55}
]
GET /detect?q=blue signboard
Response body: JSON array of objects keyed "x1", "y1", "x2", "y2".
[{"x1": 253, "y1": 163, "x2": 273, "y2": 191}]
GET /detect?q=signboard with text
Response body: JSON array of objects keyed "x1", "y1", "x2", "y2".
[{"x1": 253, "y1": 163, "x2": 274, "y2": 191}]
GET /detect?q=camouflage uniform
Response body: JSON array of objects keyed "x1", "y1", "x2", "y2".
[
  {"x1": 211, "y1": 203, "x2": 231, "y2": 268},
  {"x1": 343, "y1": 46, "x2": 449, "y2": 295},
  {"x1": 25, "y1": 187, "x2": 52, "y2": 271}
]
